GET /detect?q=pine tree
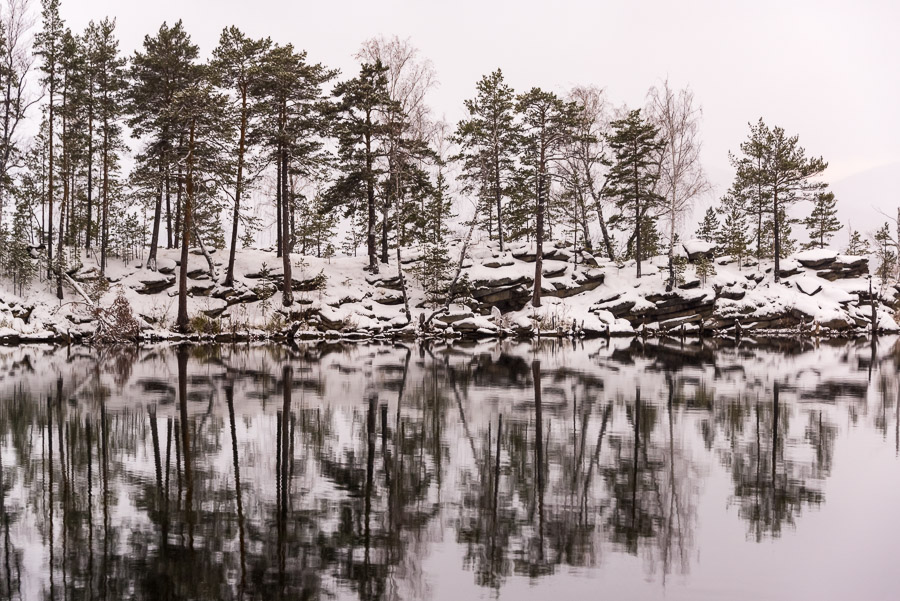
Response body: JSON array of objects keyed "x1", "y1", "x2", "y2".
[
  {"x1": 415, "y1": 162, "x2": 455, "y2": 307},
  {"x1": 328, "y1": 60, "x2": 393, "y2": 275},
  {"x1": 623, "y1": 213, "x2": 661, "y2": 261},
  {"x1": 717, "y1": 193, "x2": 749, "y2": 266},
  {"x1": 776, "y1": 207, "x2": 798, "y2": 259},
  {"x1": 34, "y1": 0, "x2": 65, "y2": 297},
  {"x1": 255, "y1": 43, "x2": 334, "y2": 305},
  {"x1": 804, "y1": 191, "x2": 841, "y2": 249},
  {"x1": 603, "y1": 109, "x2": 665, "y2": 277},
  {"x1": 845, "y1": 229, "x2": 871, "y2": 256},
  {"x1": 128, "y1": 20, "x2": 200, "y2": 271},
  {"x1": 90, "y1": 18, "x2": 126, "y2": 275},
  {"x1": 4, "y1": 192, "x2": 37, "y2": 296},
  {"x1": 874, "y1": 223, "x2": 896, "y2": 282},
  {"x1": 695, "y1": 206, "x2": 719, "y2": 243},
  {"x1": 212, "y1": 27, "x2": 271, "y2": 286},
  {"x1": 728, "y1": 118, "x2": 771, "y2": 260},
  {"x1": 166, "y1": 76, "x2": 230, "y2": 331},
  {"x1": 358, "y1": 37, "x2": 436, "y2": 266},
  {"x1": 453, "y1": 69, "x2": 519, "y2": 251},
  {"x1": 296, "y1": 187, "x2": 337, "y2": 258},
  {"x1": 729, "y1": 119, "x2": 827, "y2": 280},
  {"x1": 517, "y1": 88, "x2": 579, "y2": 307}
]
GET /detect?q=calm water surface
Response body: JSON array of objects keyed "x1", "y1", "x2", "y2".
[{"x1": 0, "y1": 338, "x2": 898, "y2": 600}]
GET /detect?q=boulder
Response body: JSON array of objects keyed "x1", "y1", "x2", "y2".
[
  {"x1": 794, "y1": 277, "x2": 822, "y2": 297},
  {"x1": 796, "y1": 249, "x2": 838, "y2": 269},
  {"x1": 472, "y1": 284, "x2": 531, "y2": 312},
  {"x1": 135, "y1": 275, "x2": 175, "y2": 295},
  {"x1": 682, "y1": 239, "x2": 715, "y2": 262},
  {"x1": 542, "y1": 261, "x2": 568, "y2": 278}
]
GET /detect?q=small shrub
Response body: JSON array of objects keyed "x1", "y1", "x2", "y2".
[
  {"x1": 695, "y1": 256, "x2": 716, "y2": 286},
  {"x1": 189, "y1": 313, "x2": 222, "y2": 335},
  {"x1": 265, "y1": 311, "x2": 287, "y2": 334},
  {"x1": 93, "y1": 290, "x2": 141, "y2": 343}
]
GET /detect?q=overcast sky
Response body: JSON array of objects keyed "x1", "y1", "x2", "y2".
[{"x1": 60, "y1": 0, "x2": 900, "y2": 235}]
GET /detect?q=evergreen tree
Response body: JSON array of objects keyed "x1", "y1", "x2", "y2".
[
  {"x1": 874, "y1": 223, "x2": 896, "y2": 282},
  {"x1": 729, "y1": 119, "x2": 827, "y2": 280},
  {"x1": 776, "y1": 207, "x2": 798, "y2": 259},
  {"x1": 717, "y1": 193, "x2": 749, "y2": 266},
  {"x1": 358, "y1": 37, "x2": 437, "y2": 265},
  {"x1": 728, "y1": 118, "x2": 771, "y2": 260},
  {"x1": 6, "y1": 192, "x2": 37, "y2": 295},
  {"x1": 255, "y1": 43, "x2": 334, "y2": 305},
  {"x1": 211, "y1": 26, "x2": 271, "y2": 286},
  {"x1": 128, "y1": 20, "x2": 200, "y2": 270},
  {"x1": 3, "y1": 141, "x2": 44, "y2": 296},
  {"x1": 329, "y1": 60, "x2": 393, "y2": 275},
  {"x1": 453, "y1": 69, "x2": 519, "y2": 251},
  {"x1": 695, "y1": 206, "x2": 719, "y2": 243},
  {"x1": 623, "y1": 213, "x2": 661, "y2": 261},
  {"x1": 603, "y1": 109, "x2": 665, "y2": 277},
  {"x1": 165, "y1": 76, "x2": 230, "y2": 331},
  {"x1": 296, "y1": 186, "x2": 337, "y2": 258},
  {"x1": 845, "y1": 229, "x2": 871, "y2": 256},
  {"x1": 804, "y1": 191, "x2": 841, "y2": 249},
  {"x1": 415, "y1": 160, "x2": 455, "y2": 307},
  {"x1": 91, "y1": 18, "x2": 126, "y2": 275},
  {"x1": 34, "y1": 0, "x2": 65, "y2": 297},
  {"x1": 517, "y1": 88, "x2": 579, "y2": 307}
]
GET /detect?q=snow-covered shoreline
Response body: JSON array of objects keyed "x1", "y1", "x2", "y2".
[{"x1": 0, "y1": 238, "x2": 897, "y2": 345}]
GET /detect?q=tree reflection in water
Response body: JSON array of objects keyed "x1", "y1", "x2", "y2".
[{"x1": 0, "y1": 338, "x2": 895, "y2": 599}]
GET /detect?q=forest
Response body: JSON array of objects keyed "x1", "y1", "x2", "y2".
[{"x1": 0, "y1": 0, "x2": 893, "y2": 333}]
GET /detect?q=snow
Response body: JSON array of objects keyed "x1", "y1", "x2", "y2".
[
  {"x1": 796, "y1": 249, "x2": 838, "y2": 263},
  {"x1": 682, "y1": 239, "x2": 715, "y2": 255},
  {"x1": 0, "y1": 242, "x2": 895, "y2": 343}
]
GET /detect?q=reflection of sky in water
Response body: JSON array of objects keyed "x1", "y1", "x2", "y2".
[{"x1": 0, "y1": 338, "x2": 898, "y2": 600}]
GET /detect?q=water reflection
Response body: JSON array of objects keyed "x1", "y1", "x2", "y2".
[{"x1": 0, "y1": 338, "x2": 897, "y2": 600}]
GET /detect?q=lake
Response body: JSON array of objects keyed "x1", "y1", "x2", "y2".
[{"x1": 0, "y1": 338, "x2": 898, "y2": 600}]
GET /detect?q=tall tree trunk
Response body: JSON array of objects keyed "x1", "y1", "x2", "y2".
[
  {"x1": 494, "y1": 147, "x2": 504, "y2": 251},
  {"x1": 100, "y1": 123, "x2": 109, "y2": 275},
  {"x1": 634, "y1": 143, "x2": 642, "y2": 278},
  {"x1": 86, "y1": 91, "x2": 94, "y2": 250},
  {"x1": 533, "y1": 162, "x2": 545, "y2": 308},
  {"x1": 773, "y1": 192, "x2": 780, "y2": 282},
  {"x1": 280, "y1": 140, "x2": 292, "y2": 307},
  {"x1": 165, "y1": 157, "x2": 173, "y2": 250},
  {"x1": 225, "y1": 85, "x2": 248, "y2": 287},
  {"x1": 174, "y1": 159, "x2": 183, "y2": 248},
  {"x1": 47, "y1": 77, "x2": 55, "y2": 283},
  {"x1": 381, "y1": 153, "x2": 391, "y2": 265},
  {"x1": 275, "y1": 150, "x2": 282, "y2": 258},
  {"x1": 176, "y1": 122, "x2": 195, "y2": 332},
  {"x1": 147, "y1": 158, "x2": 163, "y2": 271},
  {"x1": 365, "y1": 122, "x2": 377, "y2": 274}
]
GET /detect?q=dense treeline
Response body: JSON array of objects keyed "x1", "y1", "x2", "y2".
[{"x1": 0, "y1": 0, "x2": 885, "y2": 330}]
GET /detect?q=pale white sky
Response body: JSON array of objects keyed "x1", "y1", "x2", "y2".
[{"x1": 58, "y1": 0, "x2": 900, "y2": 236}]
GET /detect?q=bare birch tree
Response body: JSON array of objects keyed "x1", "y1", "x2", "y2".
[
  {"x1": 357, "y1": 36, "x2": 437, "y2": 263},
  {"x1": 0, "y1": 0, "x2": 37, "y2": 231},
  {"x1": 562, "y1": 85, "x2": 615, "y2": 259},
  {"x1": 646, "y1": 80, "x2": 710, "y2": 290}
]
